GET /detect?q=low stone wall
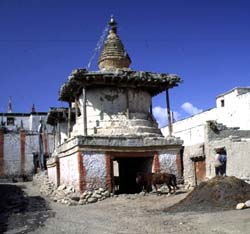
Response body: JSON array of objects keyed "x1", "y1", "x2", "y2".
[{"x1": 34, "y1": 171, "x2": 111, "y2": 206}]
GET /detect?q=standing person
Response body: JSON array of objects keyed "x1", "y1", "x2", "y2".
[
  {"x1": 219, "y1": 149, "x2": 227, "y2": 176},
  {"x1": 214, "y1": 150, "x2": 222, "y2": 176}
]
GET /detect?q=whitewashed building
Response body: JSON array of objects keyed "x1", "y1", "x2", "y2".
[
  {"x1": 0, "y1": 105, "x2": 54, "y2": 179},
  {"x1": 162, "y1": 87, "x2": 250, "y2": 185},
  {"x1": 47, "y1": 17, "x2": 183, "y2": 193}
]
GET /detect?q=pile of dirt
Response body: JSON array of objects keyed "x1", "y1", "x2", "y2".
[{"x1": 166, "y1": 176, "x2": 250, "y2": 212}]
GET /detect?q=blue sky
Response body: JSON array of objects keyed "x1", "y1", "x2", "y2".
[{"x1": 0, "y1": 0, "x2": 249, "y2": 127}]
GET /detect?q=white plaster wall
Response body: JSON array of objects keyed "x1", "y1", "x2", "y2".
[
  {"x1": 2, "y1": 116, "x2": 30, "y2": 131},
  {"x1": 159, "y1": 151, "x2": 178, "y2": 175},
  {"x1": 60, "y1": 122, "x2": 68, "y2": 143},
  {"x1": 71, "y1": 87, "x2": 158, "y2": 137},
  {"x1": 216, "y1": 90, "x2": 250, "y2": 130},
  {"x1": 162, "y1": 88, "x2": 250, "y2": 146},
  {"x1": 2, "y1": 114, "x2": 53, "y2": 132},
  {"x1": 3, "y1": 133, "x2": 54, "y2": 176},
  {"x1": 84, "y1": 87, "x2": 150, "y2": 120},
  {"x1": 47, "y1": 165, "x2": 57, "y2": 185},
  {"x1": 29, "y1": 114, "x2": 54, "y2": 132},
  {"x1": 26, "y1": 134, "x2": 39, "y2": 153},
  {"x1": 4, "y1": 133, "x2": 21, "y2": 175},
  {"x1": 206, "y1": 138, "x2": 250, "y2": 181},
  {"x1": 128, "y1": 89, "x2": 151, "y2": 113},
  {"x1": 83, "y1": 152, "x2": 106, "y2": 190},
  {"x1": 59, "y1": 154, "x2": 79, "y2": 188},
  {"x1": 162, "y1": 109, "x2": 216, "y2": 146},
  {"x1": 22, "y1": 137, "x2": 34, "y2": 175}
]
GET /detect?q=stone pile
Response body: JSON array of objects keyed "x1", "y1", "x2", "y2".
[{"x1": 33, "y1": 172, "x2": 111, "y2": 205}]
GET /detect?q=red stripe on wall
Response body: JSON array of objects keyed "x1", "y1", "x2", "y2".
[
  {"x1": 105, "y1": 152, "x2": 112, "y2": 192},
  {"x1": 77, "y1": 151, "x2": 86, "y2": 193},
  {"x1": 0, "y1": 128, "x2": 4, "y2": 176},
  {"x1": 176, "y1": 150, "x2": 182, "y2": 178},
  {"x1": 56, "y1": 158, "x2": 60, "y2": 187},
  {"x1": 43, "y1": 132, "x2": 48, "y2": 155},
  {"x1": 153, "y1": 151, "x2": 160, "y2": 173},
  {"x1": 20, "y1": 129, "x2": 26, "y2": 175}
]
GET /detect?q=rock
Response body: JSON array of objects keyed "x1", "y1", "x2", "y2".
[
  {"x1": 80, "y1": 193, "x2": 87, "y2": 199},
  {"x1": 92, "y1": 193, "x2": 102, "y2": 199},
  {"x1": 57, "y1": 184, "x2": 66, "y2": 191},
  {"x1": 236, "y1": 203, "x2": 245, "y2": 210},
  {"x1": 87, "y1": 197, "x2": 98, "y2": 203},
  {"x1": 94, "y1": 190, "x2": 101, "y2": 195},
  {"x1": 68, "y1": 200, "x2": 78, "y2": 206},
  {"x1": 70, "y1": 196, "x2": 80, "y2": 202},
  {"x1": 102, "y1": 191, "x2": 110, "y2": 197},
  {"x1": 245, "y1": 200, "x2": 250, "y2": 208},
  {"x1": 98, "y1": 188, "x2": 105, "y2": 192},
  {"x1": 78, "y1": 200, "x2": 86, "y2": 205},
  {"x1": 66, "y1": 186, "x2": 75, "y2": 193}
]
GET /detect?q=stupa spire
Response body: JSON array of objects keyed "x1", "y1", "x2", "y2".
[
  {"x1": 8, "y1": 96, "x2": 12, "y2": 113},
  {"x1": 98, "y1": 16, "x2": 131, "y2": 71}
]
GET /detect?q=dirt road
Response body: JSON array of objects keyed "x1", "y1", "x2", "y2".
[{"x1": 2, "y1": 182, "x2": 250, "y2": 234}]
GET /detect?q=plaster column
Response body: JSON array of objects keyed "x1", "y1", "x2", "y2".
[
  {"x1": 166, "y1": 89, "x2": 172, "y2": 136},
  {"x1": 150, "y1": 103, "x2": 153, "y2": 116},
  {"x1": 43, "y1": 131, "x2": 48, "y2": 155},
  {"x1": 82, "y1": 87, "x2": 87, "y2": 136},
  {"x1": 56, "y1": 157, "x2": 60, "y2": 187},
  {"x1": 0, "y1": 128, "x2": 4, "y2": 176},
  {"x1": 75, "y1": 97, "x2": 78, "y2": 120},
  {"x1": 20, "y1": 129, "x2": 26, "y2": 175},
  {"x1": 105, "y1": 152, "x2": 112, "y2": 192},
  {"x1": 68, "y1": 102, "x2": 71, "y2": 137},
  {"x1": 126, "y1": 89, "x2": 130, "y2": 119},
  {"x1": 153, "y1": 151, "x2": 160, "y2": 173},
  {"x1": 57, "y1": 112, "x2": 61, "y2": 145}
]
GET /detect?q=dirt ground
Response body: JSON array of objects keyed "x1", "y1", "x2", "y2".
[{"x1": 2, "y1": 181, "x2": 250, "y2": 234}]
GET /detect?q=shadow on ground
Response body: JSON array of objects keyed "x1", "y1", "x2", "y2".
[{"x1": 0, "y1": 184, "x2": 54, "y2": 233}]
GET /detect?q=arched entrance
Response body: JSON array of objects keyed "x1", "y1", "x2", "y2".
[{"x1": 110, "y1": 152, "x2": 154, "y2": 194}]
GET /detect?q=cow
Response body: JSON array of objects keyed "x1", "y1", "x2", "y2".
[{"x1": 136, "y1": 172, "x2": 178, "y2": 195}]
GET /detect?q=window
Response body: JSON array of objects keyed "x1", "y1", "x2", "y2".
[
  {"x1": 7, "y1": 117, "x2": 15, "y2": 126},
  {"x1": 221, "y1": 99, "x2": 225, "y2": 107}
]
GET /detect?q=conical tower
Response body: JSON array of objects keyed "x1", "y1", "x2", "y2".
[{"x1": 98, "y1": 16, "x2": 131, "y2": 71}]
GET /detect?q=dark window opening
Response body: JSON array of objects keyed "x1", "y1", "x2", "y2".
[
  {"x1": 221, "y1": 99, "x2": 225, "y2": 107},
  {"x1": 7, "y1": 117, "x2": 15, "y2": 126}
]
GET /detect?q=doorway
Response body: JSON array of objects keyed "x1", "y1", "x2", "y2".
[{"x1": 111, "y1": 152, "x2": 153, "y2": 194}]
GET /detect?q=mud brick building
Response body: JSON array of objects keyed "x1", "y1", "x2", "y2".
[{"x1": 47, "y1": 17, "x2": 183, "y2": 193}]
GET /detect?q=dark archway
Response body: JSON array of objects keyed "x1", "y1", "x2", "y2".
[{"x1": 114, "y1": 156, "x2": 153, "y2": 194}]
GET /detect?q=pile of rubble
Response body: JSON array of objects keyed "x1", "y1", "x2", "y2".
[
  {"x1": 33, "y1": 172, "x2": 111, "y2": 206},
  {"x1": 166, "y1": 176, "x2": 250, "y2": 212}
]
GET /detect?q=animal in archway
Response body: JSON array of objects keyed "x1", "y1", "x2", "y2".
[{"x1": 136, "y1": 172, "x2": 178, "y2": 194}]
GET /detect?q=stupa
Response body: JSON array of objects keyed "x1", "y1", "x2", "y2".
[{"x1": 47, "y1": 17, "x2": 182, "y2": 194}]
